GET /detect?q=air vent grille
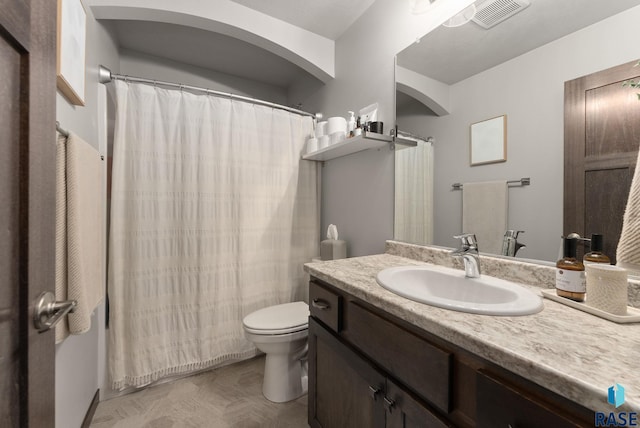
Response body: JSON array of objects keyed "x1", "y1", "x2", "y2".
[{"x1": 472, "y1": 0, "x2": 530, "y2": 29}]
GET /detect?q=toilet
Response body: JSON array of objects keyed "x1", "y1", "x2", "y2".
[{"x1": 243, "y1": 301, "x2": 309, "y2": 403}]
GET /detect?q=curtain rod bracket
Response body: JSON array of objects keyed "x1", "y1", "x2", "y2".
[{"x1": 98, "y1": 65, "x2": 112, "y2": 84}]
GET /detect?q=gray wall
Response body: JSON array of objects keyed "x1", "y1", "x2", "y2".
[
  {"x1": 301, "y1": 0, "x2": 459, "y2": 256},
  {"x1": 397, "y1": 6, "x2": 640, "y2": 262},
  {"x1": 119, "y1": 49, "x2": 289, "y2": 105},
  {"x1": 55, "y1": 12, "x2": 119, "y2": 428}
]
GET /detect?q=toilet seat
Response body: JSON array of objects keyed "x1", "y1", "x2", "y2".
[{"x1": 243, "y1": 301, "x2": 309, "y2": 335}]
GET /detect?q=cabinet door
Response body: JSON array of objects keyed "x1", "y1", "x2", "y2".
[
  {"x1": 477, "y1": 371, "x2": 586, "y2": 428},
  {"x1": 309, "y1": 318, "x2": 385, "y2": 428},
  {"x1": 346, "y1": 301, "x2": 452, "y2": 413},
  {"x1": 385, "y1": 379, "x2": 451, "y2": 428}
]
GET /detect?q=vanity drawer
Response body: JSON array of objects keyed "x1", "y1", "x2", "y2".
[
  {"x1": 476, "y1": 371, "x2": 585, "y2": 428},
  {"x1": 346, "y1": 301, "x2": 452, "y2": 414},
  {"x1": 309, "y1": 281, "x2": 342, "y2": 332}
]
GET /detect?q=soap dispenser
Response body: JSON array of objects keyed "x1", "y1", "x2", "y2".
[
  {"x1": 347, "y1": 111, "x2": 356, "y2": 136},
  {"x1": 583, "y1": 233, "x2": 611, "y2": 265},
  {"x1": 555, "y1": 237, "x2": 586, "y2": 302}
]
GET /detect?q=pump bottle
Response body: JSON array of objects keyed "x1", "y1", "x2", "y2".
[
  {"x1": 556, "y1": 237, "x2": 586, "y2": 302},
  {"x1": 583, "y1": 233, "x2": 611, "y2": 265},
  {"x1": 347, "y1": 111, "x2": 356, "y2": 136}
]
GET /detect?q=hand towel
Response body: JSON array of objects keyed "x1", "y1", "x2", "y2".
[
  {"x1": 462, "y1": 180, "x2": 508, "y2": 254},
  {"x1": 617, "y1": 150, "x2": 640, "y2": 272},
  {"x1": 55, "y1": 132, "x2": 105, "y2": 343}
]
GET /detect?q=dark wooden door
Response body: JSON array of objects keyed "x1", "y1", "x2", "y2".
[
  {"x1": 0, "y1": 0, "x2": 57, "y2": 426},
  {"x1": 308, "y1": 318, "x2": 385, "y2": 428},
  {"x1": 565, "y1": 59, "x2": 640, "y2": 263}
]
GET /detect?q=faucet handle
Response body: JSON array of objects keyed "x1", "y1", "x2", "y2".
[
  {"x1": 504, "y1": 230, "x2": 525, "y2": 239},
  {"x1": 453, "y1": 233, "x2": 478, "y2": 249}
]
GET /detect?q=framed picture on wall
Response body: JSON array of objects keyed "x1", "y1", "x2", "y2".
[
  {"x1": 57, "y1": 0, "x2": 86, "y2": 106},
  {"x1": 470, "y1": 115, "x2": 507, "y2": 166}
]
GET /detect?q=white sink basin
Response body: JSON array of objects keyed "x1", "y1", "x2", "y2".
[{"x1": 376, "y1": 265, "x2": 543, "y2": 316}]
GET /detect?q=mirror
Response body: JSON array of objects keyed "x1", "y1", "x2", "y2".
[{"x1": 394, "y1": 0, "x2": 640, "y2": 262}]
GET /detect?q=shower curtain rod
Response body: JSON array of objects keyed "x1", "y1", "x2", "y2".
[
  {"x1": 395, "y1": 129, "x2": 434, "y2": 143},
  {"x1": 98, "y1": 65, "x2": 318, "y2": 119}
]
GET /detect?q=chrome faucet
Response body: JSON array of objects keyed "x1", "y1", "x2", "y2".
[
  {"x1": 451, "y1": 234, "x2": 481, "y2": 278},
  {"x1": 501, "y1": 230, "x2": 526, "y2": 257}
]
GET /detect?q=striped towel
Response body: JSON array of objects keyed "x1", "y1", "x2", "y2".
[
  {"x1": 55, "y1": 132, "x2": 105, "y2": 343},
  {"x1": 617, "y1": 150, "x2": 640, "y2": 271}
]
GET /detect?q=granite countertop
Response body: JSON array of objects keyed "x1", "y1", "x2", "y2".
[{"x1": 303, "y1": 242, "x2": 640, "y2": 414}]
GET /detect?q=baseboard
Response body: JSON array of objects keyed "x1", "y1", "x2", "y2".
[{"x1": 81, "y1": 389, "x2": 100, "y2": 428}]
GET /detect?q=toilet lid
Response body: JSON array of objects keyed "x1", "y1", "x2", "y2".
[{"x1": 243, "y1": 301, "x2": 309, "y2": 334}]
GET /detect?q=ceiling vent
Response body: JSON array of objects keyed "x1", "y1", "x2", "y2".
[{"x1": 471, "y1": 0, "x2": 530, "y2": 29}]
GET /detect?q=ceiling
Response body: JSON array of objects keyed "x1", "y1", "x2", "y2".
[
  {"x1": 105, "y1": 0, "x2": 640, "y2": 91},
  {"x1": 397, "y1": 0, "x2": 640, "y2": 85},
  {"x1": 112, "y1": 20, "x2": 306, "y2": 88},
  {"x1": 105, "y1": 0, "x2": 375, "y2": 89},
  {"x1": 230, "y1": 0, "x2": 376, "y2": 40}
]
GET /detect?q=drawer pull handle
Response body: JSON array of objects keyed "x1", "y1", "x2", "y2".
[
  {"x1": 312, "y1": 299, "x2": 330, "y2": 310},
  {"x1": 383, "y1": 396, "x2": 395, "y2": 413},
  {"x1": 368, "y1": 385, "x2": 380, "y2": 401}
]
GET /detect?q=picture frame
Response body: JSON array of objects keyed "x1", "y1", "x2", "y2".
[
  {"x1": 57, "y1": 0, "x2": 86, "y2": 106},
  {"x1": 470, "y1": 115, "x2": 507, "y2": 166}
]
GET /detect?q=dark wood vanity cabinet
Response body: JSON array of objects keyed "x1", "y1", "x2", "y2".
[
  {"x1": 476, "y1": 371, "x2": 583, "y2": 428},
  {"x1": 309, "y1": 317, "x2": 449, "y2": 428},
  {"x1": 308, "y1": 278, "x2": 595, "y2": 428}
]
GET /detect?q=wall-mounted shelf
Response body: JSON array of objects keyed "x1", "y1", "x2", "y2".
[{"x1": 302, "y1": 131, "x2": 393, "y2": 162}]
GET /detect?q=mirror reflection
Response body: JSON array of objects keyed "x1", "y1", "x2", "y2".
[{"x1": 394, "y1": 0, "x2": 640, "y2": 262}]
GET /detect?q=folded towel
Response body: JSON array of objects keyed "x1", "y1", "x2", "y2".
[
  {"x1": 55, "y1": 132, "x2": 105, "y2": 343},
  {"x1": 462, "y1": 180, "x2": 508, "y2": 254}
]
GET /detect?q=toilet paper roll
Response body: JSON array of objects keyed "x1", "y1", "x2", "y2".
[
  {"x1": 306, "y1": 137, "x2": 318, "y2": 154},
  {"x1": 327, "y1": 117, "x2": 347, "y2": 135},
  {"x1": 318, "y1": 135, "x2": 330, "y2": 150},
  {"x1": 329, "y1": 131, "x2": 346, "y2": 146},
  {"x1": 315, "y1": 121, "x2": 328, "y2": 138},
  {"x1": 585, "y1": 264, "x2": 628, "y2": 315}
]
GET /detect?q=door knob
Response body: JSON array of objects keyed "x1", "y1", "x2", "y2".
[{"x1": 33, "y1": 291, "x2": 77, "y2": 332}]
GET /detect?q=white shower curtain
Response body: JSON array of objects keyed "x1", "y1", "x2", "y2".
[
  {"x1": 394, "y1": 141, "x2": 434, "y2": 245},
  {"x1": 108, "y1": 80, "x2": 318, "y2": 389}
]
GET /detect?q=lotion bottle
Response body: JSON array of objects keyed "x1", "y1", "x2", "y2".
[
  {"x1": 583, "y1": 233, "x2": 611, "y2": 265},
  {"x1": 347, "y1": 111, "x2": 356, "y2": 136},
  {"x1": 556, "y1": 237, "x2": 586, "y2": 302}
]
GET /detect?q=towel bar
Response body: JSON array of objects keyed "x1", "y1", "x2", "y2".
[
  {"x1": 452, "y1": 177, "x2": 530, "y2": 190},
  {"x1": 56, "y1": 121, "x2": 69, "y2": 138},
  {"x1": 56, "y1": 122, "x2": 105, "y2": 160}
]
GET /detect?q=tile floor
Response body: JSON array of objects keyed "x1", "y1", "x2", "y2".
[{"x1": 90, "y1": 356, "x2": 309, "y2": 428}]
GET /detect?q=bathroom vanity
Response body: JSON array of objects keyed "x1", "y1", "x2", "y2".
[{"x1": 304, "y1": 242, "x2": 640, "y2": 427}]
